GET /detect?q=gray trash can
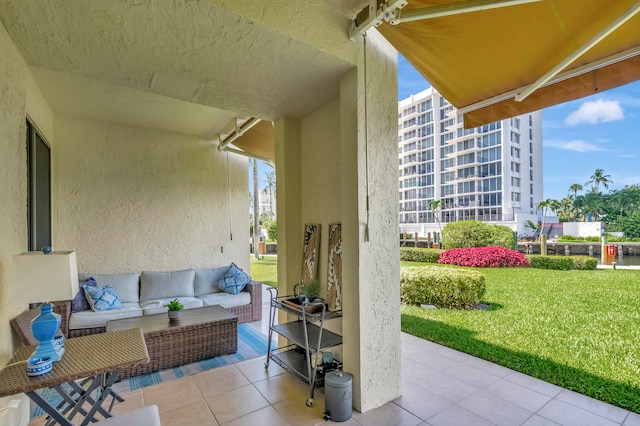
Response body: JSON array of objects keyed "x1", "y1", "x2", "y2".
[{"x1": 324, "y1": 371, "x2": 352, "y2": 422}]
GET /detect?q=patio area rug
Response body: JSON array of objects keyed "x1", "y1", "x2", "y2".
[{"x1": 32, "y1": 323, "x2": 272, "y2": 419}]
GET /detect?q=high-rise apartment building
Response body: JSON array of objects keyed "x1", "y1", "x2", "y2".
[{"x1": 398, "y1": 87, "x2": 543, "y2": 237}]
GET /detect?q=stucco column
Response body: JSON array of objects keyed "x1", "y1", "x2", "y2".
[
  {"x1": 341, "y1": 30, "x2": 401, "y2": 412},
  {"x1": 274, "y1": 117, "x2": 302, "y2": 299}
]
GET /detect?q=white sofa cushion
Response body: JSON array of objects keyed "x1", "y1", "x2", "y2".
[
  {"x1": 69, "y1": 303, "x2": 143, "y2": 330},
  {"x1": 193, "y1": 267, "x2": 227, "y2": 296},
  {"x1": 197, "y1": 292, "x2": 251, "y2": 309},
  {"x1": 140, "y1": 296, "x2": 203, "y2": 315},
  {"x1": 140, "y1": 269, "x2": 195, "y2": 302},
  {"x1": 79, "y1": 273, "x2": 140, "y2": 303}
]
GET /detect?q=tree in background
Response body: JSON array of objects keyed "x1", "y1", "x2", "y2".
[
  {"x1": 428, "y1": 199, "x2": 442, "y2": 241},
  {"x1": 267, "y1": 220, "x2": 277, "y2": 241},
  {"x1": 536, "y1": 199, "x2": 553, "y2": 241},
  {"x1": 264, "y1": 170, "x2": 276, "y2": 220},
  {"x1": 569, "y1": 183, "x2": 583, "y2": 198},
  {"x1": 586, "y1": 168, "x2": 613, "y2": 193},
  {"x1": 252, "y1": 159, "x2": 260, "y2": 260}
]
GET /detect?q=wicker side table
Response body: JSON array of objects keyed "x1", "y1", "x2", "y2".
[{"x1": 0, "y1": 328, "x2": 149, "y2": 426}]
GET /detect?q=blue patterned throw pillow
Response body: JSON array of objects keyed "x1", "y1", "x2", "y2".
[
  {"x1": 83, "y1": 285, "x2": 123, "y2": 312},
  {"x1": 71, "y1": 277, "x2": 97, "y2": 313},
  {"x1": 217, "y1": 263, "x2": 251, "y2": 295}
]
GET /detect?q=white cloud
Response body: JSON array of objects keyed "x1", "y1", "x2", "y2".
[
  {"x1": 545, "y1": 139, "x2": 607, "y2": 153},
  {"x1": 565, "y1": 99, "x2": 624, "y2": 125}
]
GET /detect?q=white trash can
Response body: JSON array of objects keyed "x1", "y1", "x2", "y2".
[{"x1": 324, "y1": 371, "x2": 352, "y2": 422}]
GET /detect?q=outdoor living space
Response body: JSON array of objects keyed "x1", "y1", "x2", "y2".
[
  {"x1": 3, "y1": 1, "x2": 640, "y2": 425},
  {"x1": 25, "y1": 289, "x2": 640, "y2": 425}
]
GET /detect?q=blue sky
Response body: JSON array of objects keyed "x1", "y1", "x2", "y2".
[{"x1": 398, "y1": 55, "x2": 640, "y2": 201}]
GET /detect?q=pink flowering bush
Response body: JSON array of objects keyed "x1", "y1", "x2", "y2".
[{"x1": 438, "y1": 246, "x2": 530, "y2": 268}]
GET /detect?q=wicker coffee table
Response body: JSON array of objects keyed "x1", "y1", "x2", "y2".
[{"x1": 107, "y1": 305, "x2": 238, "y2": 379}]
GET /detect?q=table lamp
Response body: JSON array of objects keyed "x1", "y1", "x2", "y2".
[{"x1": 10, "y1": 251, "x2": 78, "y2": 362}]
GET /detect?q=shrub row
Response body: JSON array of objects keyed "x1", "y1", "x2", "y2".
[
  {"x1": 400, "y1": 247, "x2": 442, "y2": 263},
  {"x1": 438, "y1": 246, "x2": 530, "y2": 268},
  {"x1": 558, "y1": 235, "x2": 640, "y2": 243},
  {"x1": 442, "y1": 220, "x2": 515, "y2": 249},
  {"x1": 526, "y1": 255, "x2": 598, "y2": 270},
  {"x1": 400, "y1": 266, "x2": 485, "y2": 309}
]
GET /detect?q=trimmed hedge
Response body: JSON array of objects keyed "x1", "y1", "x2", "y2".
[
  {"x1": 441, "y1": 220, "x2": 515, "y2": 249},
  {"x1": 401, "y1": 266, "x2": 485, "y2": 309},
  {"x1": 400, "y1": 247, "x2": 442, "y2": 263},
  {"x1": 526, "y1": 255, "x2": 598, "y2": 270}
]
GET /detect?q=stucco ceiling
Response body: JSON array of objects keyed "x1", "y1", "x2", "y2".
[{"x1": 0, "y1": 0, "x2": 364, "y2": 139}]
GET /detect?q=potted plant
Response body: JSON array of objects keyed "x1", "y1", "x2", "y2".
[
  {"x1": 299, "y1": 278, "x2": 321, "y2": 303},
  {"x1": 166, "y1": 299, "x2": 184, "y2": 322}
]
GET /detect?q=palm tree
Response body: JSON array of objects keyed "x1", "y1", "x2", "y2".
[
  {"x1": 586, "y1": 169, "x2": 612, "y2": 193},
  {"x1": 536, "y1": 199, "x2": 553, "y2": 241},
  {"x1": 428, "y1": 199, "x2": 442, "y2": 245},
  {"x1": 264, "y1": 170, "x2": 276, "y2": 219},
  {"x1": 252, "y1": 159, "x2": 260, "y2": 260},
  {"x1": 569, "y1": 183, "x2": 583, "y2": 198}
]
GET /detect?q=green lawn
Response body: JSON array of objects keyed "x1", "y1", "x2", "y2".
[
  {"x1": 247, "y1": 255, "x2": 640, "y2": 412},
  {"x1": 249, "y1": 256, "x2": 277, "y2": 287},
  {"x1": 401, "y1": 261, "x2": 640, "y2": 413}
]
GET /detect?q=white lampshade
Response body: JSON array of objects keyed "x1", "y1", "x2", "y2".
[{"x1": 9, "y1": 251, "x2": 79, "y2": 304}]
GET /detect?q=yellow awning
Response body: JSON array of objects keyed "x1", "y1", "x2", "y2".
[
  {"x1": 222, "y1": 120, "x2": 275, "y2": 164},
  {"x1": 374, "y1": 0, "x2": 640, "y2": 127}
]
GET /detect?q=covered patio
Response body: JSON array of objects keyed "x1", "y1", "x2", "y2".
[{"x1": 2, "y1": 0, "x2": 640, "y2": 421}]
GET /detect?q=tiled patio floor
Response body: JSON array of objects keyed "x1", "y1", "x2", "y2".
[{"x1": 29, "y1": 285, "x2": 640, "y2": 425}]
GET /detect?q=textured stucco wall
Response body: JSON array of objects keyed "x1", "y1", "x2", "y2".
[
  {"x1": 54, "y1": 117, "x2": 249, "y2": 274},
  {"x1": 341, "y1": 30, "x2": 401, "y2": 412},
  {"x1": 0, "y1": 22, "x2": 54, "y2": 364},
  {"x1": 299, "y1": 99, "x2": 343, "y2": 350}
]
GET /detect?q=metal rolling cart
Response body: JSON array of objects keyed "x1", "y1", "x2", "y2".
[{"x1": 265, "y1": 287, "x2": 342, "y2": 406}]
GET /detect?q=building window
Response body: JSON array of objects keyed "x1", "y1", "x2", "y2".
[
  {"x1": 26, "y1": 119, "x2": 52, "y2": 251},
  {"x1": 530, "y1": 183, "x2": 534, "y2": 194},
  {"x1": 511, "y1": 132, "x2": 520, "y2": 144},
  {"x1": 530, "y1": 156, "x2": 533, "y2": 167},
  {"x1": 511, "y1": 177, "x2": 521, "y2": 187}
]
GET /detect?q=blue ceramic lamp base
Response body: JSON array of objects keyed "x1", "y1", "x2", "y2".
[{"x1": 29, "y1": 303, "x2": 64, "y2": 363}]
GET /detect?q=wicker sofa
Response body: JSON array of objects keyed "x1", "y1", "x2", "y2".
[{"x1": 10, "y1": 265, "x2": 262, "y2": 345}]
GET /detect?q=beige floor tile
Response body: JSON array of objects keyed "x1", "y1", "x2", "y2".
[
  {"x1": 220, "y1": 405, "x2": 289, "y2": 426},
  {"x1": 458, "y1": 390, "x2": 532, "y2": 426},
  {"x1": 28, "y1": 415, "x2": 47, "y2": 426},
  {"x1": 206, "y1": 384, "x2": 270, "y2": 424},
  {"x1": 237, "y1": 356, "x2": 286, "y2": 383},
  {"x1": 537, "y1": 400, "x2": 620, "y2": 426},
  {"x1": 193, "y1": 364, "x2": 251, "y2": 398},
  {"x1": 110, "y1": 389, "x2": 145, "y2": 416},
  {"x1": 253, "y1": 372, "x2": 314, "y2": 405},
  {"x1": 143, "y1": 376, "x2": 204, "y2": 413},
  {"x1": 352, "y1": 402, "x2": 422, "y2": 426},
  {"x1": 160, "y1": 399, "x2": 218, "y2": 426},
  {"x1": 272, "y1": 396, "x2": 327, "y2": 426}
]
